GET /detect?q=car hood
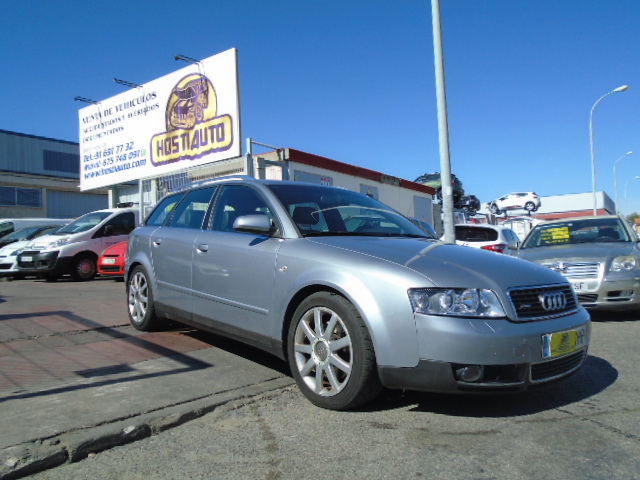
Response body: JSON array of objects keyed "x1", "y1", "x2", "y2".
[
  {"x1": 306, "y1": 236, "x2": 565, "y2": 290},
  {"x1": 0, "y1": 240, "x2": 31, "y2": 255},
  {"x1": 517, "y1": 242, "x2": 638, "y2": 263}
]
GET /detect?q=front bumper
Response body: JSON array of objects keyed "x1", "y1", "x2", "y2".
[
  {"x1": 569, "y1": 275, "x2": 640, "y2": 310},
  {"x1": 16, "y1": 251, "x2": 72, "y2": 276},
  {"x1": 378, "y1": 309, "x2": 591, "y2": 393}
]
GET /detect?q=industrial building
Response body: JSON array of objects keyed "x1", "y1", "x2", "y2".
[{"x1": 0, "y1": 129, "x2": 107, "y2": 219}]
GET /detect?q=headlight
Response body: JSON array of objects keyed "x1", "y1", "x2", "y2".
[
  {"x1": 48, "y1": 238, "x2": 71, "y2": 248},
  {"x1": 408, "y1": 288, "x2": 505, "y2": 317},
  {"x1": 610, "y1": 255, "x2": 638, "y2": 272}
]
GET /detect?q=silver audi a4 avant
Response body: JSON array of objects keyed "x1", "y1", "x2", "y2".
[{"x1": 125, "y1": 176, "x2": 591, "y2": 410}]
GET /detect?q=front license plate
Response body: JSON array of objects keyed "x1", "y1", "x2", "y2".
[
  {"x1": 21, "y1": 256, "x2": 32, "y2": 262},
  {"x1": 572, "y1": 282, "x2": 585, "y2": 292},
  {"x1": 542, "y1": 327, "x2": 587, "y2": 358}
]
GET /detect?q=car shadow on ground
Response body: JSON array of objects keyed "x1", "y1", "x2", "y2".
[{"x1": 179, "y1": 327, "x2": 291, "y2": 376}]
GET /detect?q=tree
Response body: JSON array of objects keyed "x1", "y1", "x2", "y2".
[{"x1": 626, "y1": 212, "x2": 640, "y2": 225}]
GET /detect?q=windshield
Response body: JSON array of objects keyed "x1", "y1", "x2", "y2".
[
  {"x1": 268, "y1": 183, "x2": 429, "y2": 238},
  {"x1": 521, "y1": 218, "x2": 632, "y2": 248},
  {"x1": 54, "y1": 212, "x2": 111, "y2": 235},
  {"x1": 1, "y1": 226, "x2": 43, "y2": 241}
]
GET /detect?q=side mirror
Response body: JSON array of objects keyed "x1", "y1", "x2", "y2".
[{"x1": 233, "y1": 214, "x2": 273, "y2": 234}]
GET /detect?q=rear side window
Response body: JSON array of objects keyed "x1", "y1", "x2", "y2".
[
  {"x1": 455, "y1": 226, "x2": 498, "y2": 242},
  {"x1": 145, "y1": 193, "x2": 186, "y2": 227},
  {"x1": 170, "y1": 188, "x2": 216, "y2": 229}
]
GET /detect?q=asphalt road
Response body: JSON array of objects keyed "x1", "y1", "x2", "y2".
[{"x1": 2, "y1": 276, "x2": 640, "y2": 480}]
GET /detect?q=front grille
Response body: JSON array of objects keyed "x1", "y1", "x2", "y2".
[
  {"x1": 508, "y1": 284, "x2": 578, "y2": 320},
  {"x1": 531, "y1": 351, "x2": 585, "y2": 382},
  {"x1": 542, "y1": 262, "x2": 600, "y2": 279},
  {"x1": 100, "y1": 266, "x2": 121, "y2": 273},
  {"x1": 577, "y1": 293, "x2": 598, "y2": 304}
]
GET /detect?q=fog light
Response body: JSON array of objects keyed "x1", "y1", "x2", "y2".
[{"x1": 455, "y1": 365, "x2": 484, "y2": 383}]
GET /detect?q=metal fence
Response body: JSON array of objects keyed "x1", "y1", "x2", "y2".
[{"x1": 139, "y1": 156, "x2": 246, "y2": 216}]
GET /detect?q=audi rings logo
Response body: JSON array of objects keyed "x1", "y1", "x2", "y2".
[{"x1": 539, "y1": 291, "x2": 567, "y2": 311}]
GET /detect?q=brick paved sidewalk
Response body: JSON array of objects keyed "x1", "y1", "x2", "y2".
[{"x1": 0, "y1": 278, "x2": 212, "y2": 394}]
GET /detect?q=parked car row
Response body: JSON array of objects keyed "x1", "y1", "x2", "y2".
[
  {"x1": 9, "y1": 179, "x2": 637, "y2": 412},
  {"x1": 0, "y1": 208, "x2": 138, "y2": 281},
  {"x1": 5, "y1": 203, "x2": 637, "y2": 316}
]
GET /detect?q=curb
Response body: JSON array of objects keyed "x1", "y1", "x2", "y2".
[{"x1": 0, "y1": 377, "x2": 294, "y2": 479}]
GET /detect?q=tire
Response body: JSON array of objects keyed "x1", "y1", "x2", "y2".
[
  {"x1": 287, "y1": 292, "x2": 382, "y2": 410},
  {"x1": 490, "y1": 203, "x2": 500, "y2": 215},
  {"x1": 127, "y1": 265, "x2": 162, "y2": 331},
  {"x1": 525, "y1": 202, "x2": 536, "y2": 212},
  {"x1": 71, "y1": 254, "x2": 96, "y2": 281}
]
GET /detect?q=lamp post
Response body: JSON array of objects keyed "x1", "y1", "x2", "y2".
[
  {"x1": 614, "y1": 151, "x2": 634, "y2": 214},
  {"x1": 590, "y1": 84, "x2": 629, "y2": 215},
  {"x1": 624, "y1": 176, "x2": 640, "y2": 215}
]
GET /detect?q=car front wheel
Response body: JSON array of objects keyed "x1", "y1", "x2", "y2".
[
  {"x1": 525, "y1": 202, "x2": 537, "y2": 212},
  {"x1": 127, "y1": 265, "x2": 161, "y2": 331},
  {"x1": 287, "y1": 292, "x2": 382, "y2": 410},
  {"x1": 490, "y1": 203, "x2": 500, "y2": 214},
  {"x1": 71, "y1": 254, "x2": 96, "y2": 281}
]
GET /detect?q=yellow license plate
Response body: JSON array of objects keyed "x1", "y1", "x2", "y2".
[{"x1": 542, "y1": 328, "x2": 586, "y2": 358}]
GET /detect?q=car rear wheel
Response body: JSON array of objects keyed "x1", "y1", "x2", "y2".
[
  {"x1": 287, "y1": 292, "x2": 382, "y2": 410},
  {"x1": 127, "y1": 265, "x2": 161, "y2": 331},
  {"x1": 71, "y1": 254, "x2": 96, "y2": 281},
  {"x1": 490, "y1": 203, "x2": 500, "y2": 214},
  {"x1": 525, "y1": 202, "x2": 536, "y2": 212}
]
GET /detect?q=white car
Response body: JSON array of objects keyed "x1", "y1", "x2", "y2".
[
  {"x1": 488, "y1": 192, "x2": 541, "y2": 215},
  {"x1": 0, "y1": 240, "x2": 32, "y2": 279},
  {"x1": 449, "y1": 224, "x2": 522, "y2": 255}
]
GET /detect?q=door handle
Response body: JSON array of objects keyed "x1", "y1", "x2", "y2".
[
  {"x1": 197, "y1": 244, "x2": 209, "y2": 253},
  {"x1": 152, "y1": 238, "x2": 162, "y2": 246}
]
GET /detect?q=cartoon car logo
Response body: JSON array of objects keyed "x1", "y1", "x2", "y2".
[{"x1": 166, "y1": 74, "x2": 217, "y2": 131}]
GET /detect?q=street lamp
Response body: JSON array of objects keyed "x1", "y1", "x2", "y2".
[
  {"x1": 174, "y1": 54, "x2": 200, "y2": 65},
  {"x1": 74, "y1": 96, "x2": 99, "y2": 105},
  {"x1": 624, "y1": 176, "x2": 640, "y2": 215},
  {"x1": 590, "y1": 84, "x2": 629, "y2": 215},
  {"x1": 113, "y1": 78, "x2": 141, "y2": 89},
  {"x1": 614, "y1": 151, "x2": 634, "y2": 214}
]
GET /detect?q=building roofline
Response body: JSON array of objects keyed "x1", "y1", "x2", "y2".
[
  {"x1": 0, "y1": 129, "x2": 78, "y2": 146},
  {"x1": 285, "y1": 148, "x2": 436, "y2": 195}
]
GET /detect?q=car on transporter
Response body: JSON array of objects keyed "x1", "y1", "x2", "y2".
[
  {"x1": 125, "y1": 175, "x2": 590, "y2": 410},
  {"x1": 488, "y1": 192, "x2": 541, "y2": 215}
]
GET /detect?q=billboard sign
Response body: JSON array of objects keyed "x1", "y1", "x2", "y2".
[{"x1": 79, "y1": 48, "x2": 240, "y2": 191}]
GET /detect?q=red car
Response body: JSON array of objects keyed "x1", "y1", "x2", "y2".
[{"x1": 97, "y1": 241, "x2": 127, "y2": 278}]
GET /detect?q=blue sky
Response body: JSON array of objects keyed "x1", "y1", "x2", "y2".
[{"x1": 1, "y1": 1, "x2": 639, "y2": 213}]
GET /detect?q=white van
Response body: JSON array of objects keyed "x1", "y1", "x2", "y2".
[
  {"x1": 0, "y1": 218, "x2": 72, "y2": 238},
  {"x1": 17, "y1": 208, "x2": 139, "y2": 281}
]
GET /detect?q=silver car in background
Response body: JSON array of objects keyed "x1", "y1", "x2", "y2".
[
  {"x1": 126, "y1": 176, "x2": 590, "y2": 410},
  {"x1": 517, "y1": 215, "x2": 640, "y2": 311}
]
